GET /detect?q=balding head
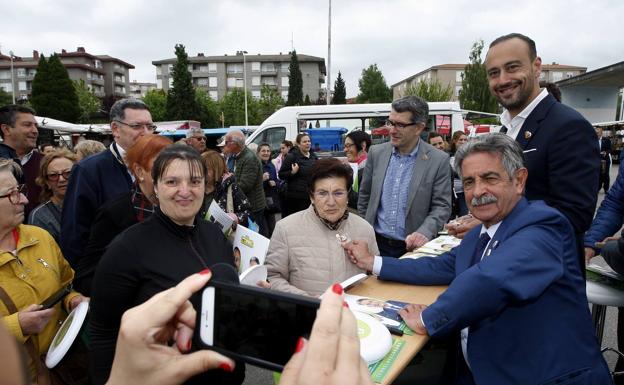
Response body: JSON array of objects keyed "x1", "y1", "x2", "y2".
[{"x1": 223, "y1": 130, "x2": 246, "y2": 154}]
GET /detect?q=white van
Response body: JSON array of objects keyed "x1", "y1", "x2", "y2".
[{"x1": 246, "y1": 102, "x2": 466, "y2": 153}]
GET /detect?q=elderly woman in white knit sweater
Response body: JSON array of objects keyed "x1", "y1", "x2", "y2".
[{"x1": 265, "y1": 158, "x2": 379, "y2": 297}]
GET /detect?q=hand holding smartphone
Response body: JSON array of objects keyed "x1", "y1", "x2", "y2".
[{"x1": 40, "y1": 284, "x2": 73, "y2": 310}]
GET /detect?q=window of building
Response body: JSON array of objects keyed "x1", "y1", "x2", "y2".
[
  {"x1": 455, "y1": 71, "x2": 464, "y2": 82},
  {"x1": 281, "y1": 90, "x2": 288, "y2": 100},
  {"x1": 156, "y1": 66, "x2": 162, "y2": 76},
  {"x1": 208, "y1": 63, "x2": 217, "y2": 73},
  {"x1": 197, "y1": 78, "x2": 209, "y2": 86},
  {"x1": 455, "y1": 85, "x2": 462, "y2": 97},
  {"x1": 252, "y1": 62, "x2": 261, "y2": 72},
  {"x1": 16, "y1": 68, "x2": 26, "y2": 78},
  {"x1": 209, "y1": 77, "x2": 217, "y2": 87},
  {"x1": 281, "y1": 76, "x2": 289, "y2": 87},
  {"x1": 551, "y1": 71, "x2": 563, "y2": 81},
  {"x1": 168, "y1": 65, "x2": 174, "y2": 74},
  {"x1": 1, "y1": 83, "x2": 12, "y2": 92},
  {"x1": 227, "y1": 63, "x2": 243, "y2": 74},
  {"x1": 199, "y1": 65, "x2": 209, "y2": 72},
  {"x1": 156, "y1": 79, "x2": 163, "y2": 88},
  {"x1": 209, "y1": 90, "x2": 218, "y2": 100},
  {"x1": 539, "y1": 72, "x2": 546, "y2": 80},
  {"x1": 566, "y1": 72, "x2": 575, "y2": 79},
  {"x1": 252, "y1": 90, "x2": 261, "y2": 99},
  {"x1": 0, "y1": 71, "x2": 10, "y2": 79},
  {"x1": 18, "y1": 81, "x2": 27, "y2": 91},
  {"x1": 261, "y1": 63, "x2": 275, "y2": 72},
  {"x1": 188, "y1": 65, "x2": 193, "y2": 72},
  {"x1": 227, "y1": 77, "x2": 236, "y2": 87},
  {"x1": 168, "y1": 78, "x2": 173, "y2": 88},
  {"x1": 252, "y1": 76, "x2": 261, "y2": 86},
  {"x1": 235, "y1": 78, "x2": 244, "y2": 88},
  {"x1": 87, "y1": 72, "x2": 92, "y2": 80},
  {"x1": 95, "y1": 60, "x2": 102, "y2": 69},
  {"x1": 280, "y1": 62, "x2": 289, "y2": 72},
  {"x1": 262, "y1": 77, "x2": 276, "y2": 86},
  {"x1": 28, "y1": 69, "x2": 36, "y2": 77}
]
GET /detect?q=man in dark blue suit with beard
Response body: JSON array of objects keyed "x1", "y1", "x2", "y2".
[{"x1": 343, "y1": 134, "x2": 610, "y2": 385}]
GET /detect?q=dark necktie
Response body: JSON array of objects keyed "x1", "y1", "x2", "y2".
[
  {"x1": 470, "y1": 233, "x2": 491, "y2": 266},
  {"x1": 499, "y1": 125, "x2": 508, "y2": 134}
]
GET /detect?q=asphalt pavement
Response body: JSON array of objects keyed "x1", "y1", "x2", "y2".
[{"x1": 242, "y1": 164, "x2": 623, "y2": 385}]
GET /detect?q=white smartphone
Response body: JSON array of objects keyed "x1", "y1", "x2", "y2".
[{"x1": 196, "y1": 280, "x2": 320, "y2": 371}]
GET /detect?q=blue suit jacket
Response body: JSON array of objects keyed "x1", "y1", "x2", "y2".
[
  {"x1": 60, "y1": 148, "x2": 132, "y2": 266},
  {"x1": 380, "y1": 199, "x2": 610, "y2": 384},
  {"x1": 516, "y1": 94, "x2": 600, "y2": 235}
]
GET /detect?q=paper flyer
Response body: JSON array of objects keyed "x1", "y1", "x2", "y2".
[
  {"x1": 419, "y1": 235, "x2": 461, "y2": 254},
  {"x1": 204, "y1": 200, "x2": 234, "y2": 238},
  {"x1": 232, "y1": 224, "x2": 270, "y2": 273},
  {"x1": 368, "y1": 338, "x2": 406, "y2": 383},
  {"x1": 345, "y1": 294, "x2": 411, "y2": 332}
]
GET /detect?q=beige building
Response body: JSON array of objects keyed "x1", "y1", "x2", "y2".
[
  {"x1": 392, "y1": 63, "x2": 586, "y2": 101},
  {"x1": 0, "y1": 47, "x2": 134, "y2": 101},
  {"x1": 129, "y1": 81, "x2": 157, "y2": 98},
  {"x1": 152, "y1": 51, "x2": 326, "y2": 102}
]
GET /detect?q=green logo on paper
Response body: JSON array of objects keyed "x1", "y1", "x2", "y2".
[{"x1": 357, "y1": 319, "x2": 371, "y2": 338}]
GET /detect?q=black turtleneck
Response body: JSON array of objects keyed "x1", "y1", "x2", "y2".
[{"x1": 89, "y1": 207, "x2": 242, "y2": 385}]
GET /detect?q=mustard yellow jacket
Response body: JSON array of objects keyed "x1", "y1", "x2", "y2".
[{"x1": 0, "y1": 224, "x2": 81, "y2": 368}]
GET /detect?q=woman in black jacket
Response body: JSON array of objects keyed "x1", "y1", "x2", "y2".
[
  {"x1": 278, "y1": 133, "x2": 318, "y2": 217},
  {"x1": 89, "y1": 146, "x2": 244, "y2": 385}
]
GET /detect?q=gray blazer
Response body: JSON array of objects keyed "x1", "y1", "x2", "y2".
[{"x1": 357, "y1": 140, "x2": 451, "y2": 240}]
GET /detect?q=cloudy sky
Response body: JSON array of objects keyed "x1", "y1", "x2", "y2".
[{"x1": 3, "y1": 0, "x2": 623, "y2": 98}]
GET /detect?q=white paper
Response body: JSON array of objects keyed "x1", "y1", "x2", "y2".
[
  {"x1": 205, "y1": 200, "x2": 234, "y2": 237},
  {"x1": 232, "y1": 224, "x2": 270, "y2": 274}
]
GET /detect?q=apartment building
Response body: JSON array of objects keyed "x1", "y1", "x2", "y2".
[
  {"x1": 392, "y1": 63, "x2": 586, "y2": 101},
  {"x1": 129, "y1": 81, "x2": 157, "y2": 98},
  {"x1": 0, "y1": 47, "x2": 134, "y2": 101},
  {"x1": 152, "y1": 51, "x2": 326, "y2": 102}
]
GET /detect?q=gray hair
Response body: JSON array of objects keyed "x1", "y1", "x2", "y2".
[
  {"x1": 391, "y1": 96, "x2": 429, "y2": 125},
  {"x1": 454, "y1": 133, "x2": 525, "y2": 180},
  {"x1": 74, "y1": 140, "x2": 106, "y2": 160},
  {"x1": 186, "y1": 127, "x2": 205, "y2": 139},
  {"x1": 0, "y1": 158, "x2": 22, "y2": 179},
  {"x1": 109, "y1": 98, "x2": 150, "y2": 122},
  {"x1": 227, "y1": 130, "x2": 246, "y2": 148}
]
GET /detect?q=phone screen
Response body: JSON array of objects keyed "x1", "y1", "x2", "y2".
[{"x1": 200, "y1": 283, "x2": 319, "y2": 370}]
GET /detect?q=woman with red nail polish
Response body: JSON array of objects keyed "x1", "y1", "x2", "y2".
[
  {"x1": 90, "y1": 146, "x2": 243, "y2": 385},
  {"x1": 266, "y1": 158, "x2": 380, "y2": 298}
]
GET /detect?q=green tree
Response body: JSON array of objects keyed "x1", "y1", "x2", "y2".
[
  {"x1": 73, "y1": 79, "x2": 102, "y2": 123},
  {"x1": 286, "y1": 50, "x2": 303, "y2": 106},
  {"x1": 304, "y1": 94, "x2": 312, "y2": 105},
  {"x1": 166, "y1": 44, "x2": 201, "y2": 120},
  {"x1": 459, "y1": 39, "x2": 500, "y2": 113},
  {"x1": 219, "y1": 89, "x2": 259, "y2": 126},
  {"x1": 404, "y1": 79, "x2": 453, "y2": 102},
  {"x1": 0, "y1": 88, "x2": 11, "y2": 106},
  {"x1": 257, "y1": 85, "x2": 283, "y2": 122},
  {"x1": 356, "y1": 64, "x2": 391, "y2": 103},
  {"x1": 195, "y1": 89, "x2": 219, "y2": 127},
  {"x1": 31, "y1": 54, "x2": 81, "y2": 122},
  {"x1": 142, "y1": 89, "x2": 168, "y2": 122},
  {"x1": 332, "y1": 71, "x2": 346, "y2": 104}
]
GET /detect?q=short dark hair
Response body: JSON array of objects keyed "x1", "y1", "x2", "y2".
[
  {"x1": 428, "y1": 132, "x2": 442, "y2": 141},
  {"x1": 295, "y1": 133, "x2": 310, "y2": 145},
  {"x1": 489, "y1": 33, "x2": 537, "y2": 61},
  {"x1": 539, "y1": 81, "x2": 561, "y2": 102},
  {"x1": 151, "y1": 144, "x2": 206, "y2": 184},
  {"x1": 308, "y1": 158, "x2": 353, "y2": 195},
  {"x1": 257, "y1": 142, "x2": 271, "y2": 153},
  {"x1": 391, "y1": 96, "x2": 429, "y2": 125},
  {"x1": 0, "y1": 104, "x2": 36, "y2": 139},
  {"x1": 281, "y1": 140, "x2": 293, "y2": 148},
  {"x1": 345, "y1": 130, "x2": 371, "y2": 153},
  {"x1": 39, "y1": 143, "x2": 54, "y2": 152},
  {"x1": 109, "y1": 98, "x2": 150, "y2": 122}
]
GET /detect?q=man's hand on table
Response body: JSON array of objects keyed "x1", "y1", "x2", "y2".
[
  {"x1": 445, "y1": 214, "x2": 481, "y2": 239},
  {"x1": 342, "y1": 240, "x2": 374, "y2": 271},
  {"x1": 405, "y1": 232, "x2": 428, "y2": 251},
  {"x1": 398, "y1": 304, "x2": 429, "y2": 336}
]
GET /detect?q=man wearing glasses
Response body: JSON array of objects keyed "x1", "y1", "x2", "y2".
[
  {"x1": 185, "y1": 127, "x2": 207, "y2": 154},
  {"x1": 358, "y1": 96, "x2": 451, "y2": 258},
  {"x1": 61, "y1": 98, "x2": 155, "y2": 267},
  {"x1": 0, "y1": 104, "x2": 44, "y2": 217}
]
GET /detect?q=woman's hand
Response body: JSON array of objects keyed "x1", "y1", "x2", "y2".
[
  {"x1": 106, "y1": 272, "x2": 234, "y2": 385},
  {"x1": 69, "y1": 295, "x2": 89, "y2": 311},
  {"x1": 263, "y1": 172, "x2": 270, "y2": 181},
  {"x1": 18, "y1": 304, "x2": 55, "y2": 335},
  {"x1": 280, "y1": 284, "x2": 374, "y2": 385},
  {"x1": 291, "y1": 163, "x2": 300, "y2": 175}
]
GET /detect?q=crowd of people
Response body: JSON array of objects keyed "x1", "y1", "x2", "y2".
[{"x1": 0, "y1": 31, "x2": 620, "y2": 384}]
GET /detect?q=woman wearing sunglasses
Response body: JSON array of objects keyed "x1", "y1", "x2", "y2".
[{"x1": 28, "y1": 149, "x2": 77, "y2": 244}]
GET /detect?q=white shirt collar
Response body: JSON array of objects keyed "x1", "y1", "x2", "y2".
[{"x1": 500, "y1": 88, "x2": 549, "y2": 140}]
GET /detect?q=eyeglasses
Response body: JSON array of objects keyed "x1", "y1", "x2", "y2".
[
  {"x1": 0, "y1": 184, "x2": 27, "y2": 205},
  {"x1": 385, "y1": 119, "x2": 417, "y2": 129},
  {"x1": 191, "y1": 136, "x2": 207, "y2": 142},
  {"x1": 313, "y1": 190, "x2": 348, "y2": 200},
  {"x1": 46, "y1": 170, "x2": 71, "y2": 181},
  {"x1": 114, "y1": 120, "x2": 157, "y2": 131},
  {"x1": 343, "y1": 143, "x2": 355, "y2": 149}
]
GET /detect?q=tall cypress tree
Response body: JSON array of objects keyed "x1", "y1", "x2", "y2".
[
  {"x1": 332, "y1": 71, "x2": 346, "y2": 104},
  {"x1": 459, "y1": 39, "x2": 500, "y2": 113},
  {"x1": 286, "y1": 50, "x2": 303, "y2": 106},
  {"x1": 31, "y1": 54, "x2": 80, "y2": 122},
  {"x1": 166, "y1": 44, "x2": 201, "y2": 120}
]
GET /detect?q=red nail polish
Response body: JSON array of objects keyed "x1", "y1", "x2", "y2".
[
  {"x1": 294, "y1": 337, "x2": 305, "y2": 353},
  {"x1": 186, "y1": 340, "x2": 192, "y2": 351},
  {"x1": 218, "y1": 362, "x2": 234, "y2": 372},
  {"x1": 343, "y1": 301, "x2": 349, "y2": 308},
  {"x1": 199, "y1": 268, "x2": 211, "y2": 275},
  {"x1": 332, "y1": 283, "x2": 343, "y2": 295}
]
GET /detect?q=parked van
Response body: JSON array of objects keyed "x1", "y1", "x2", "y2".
[{"x1": 246, "y1": 102, "x2": 466, "y2": 154}]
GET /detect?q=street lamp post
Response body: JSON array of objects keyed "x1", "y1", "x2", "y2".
[
  {"x1": 242, "y1": 50, "x2": 249, "y2": 128},
  {"x1": 9, "y1": 50, "x2": 15, "y2": 104}
]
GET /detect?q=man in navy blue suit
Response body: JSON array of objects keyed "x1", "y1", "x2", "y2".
[
  {"x1": 344, "y1": 134, "x2": 610, "y2": 384},
  {"x1": 448, "y1": 34, "x2": 600, "y2": 273}
]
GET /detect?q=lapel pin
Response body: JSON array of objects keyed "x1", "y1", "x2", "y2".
[
  {"x1": 422, "y1": 154, "x2": 429, "y2": 161},
  {"x1": 524, "y1": 131, "x2": 532, "y2": 140},
  {"x1": 491, "y1": 240, "x2": 499, "y2": 249}
]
